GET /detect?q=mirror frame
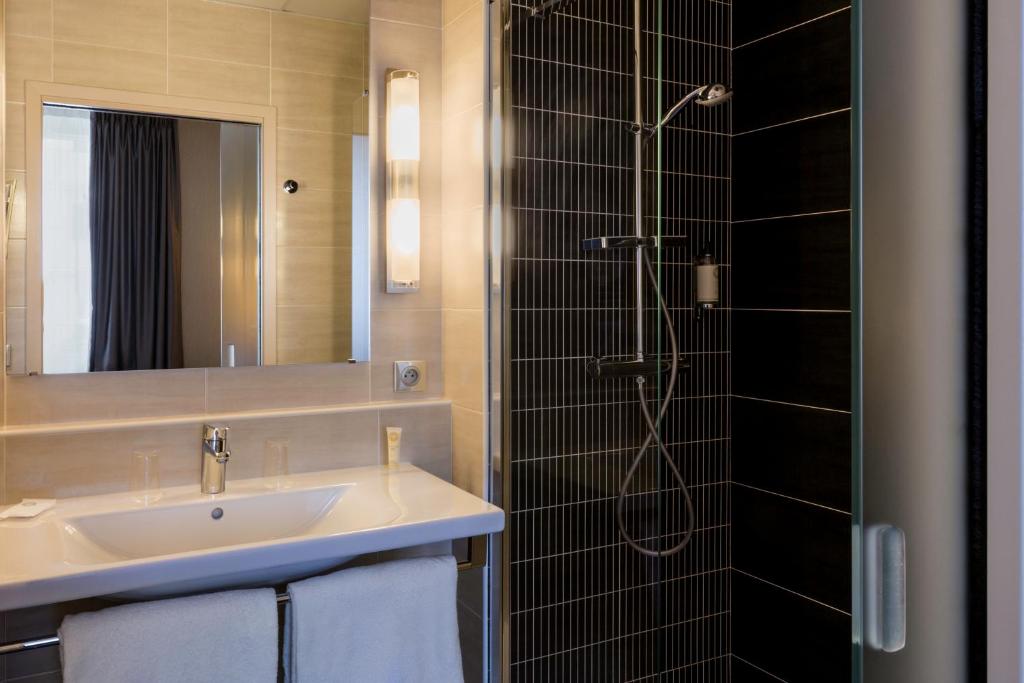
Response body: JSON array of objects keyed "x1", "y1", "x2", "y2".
[{"x1": 22, "y1": 81, "x2": 279, "y2": 375}]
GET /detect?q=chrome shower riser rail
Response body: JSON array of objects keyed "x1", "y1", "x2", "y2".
[
  {"x1": 529, "y1": 0, "x2": 578, "y2": 19},
  {"x1": 633, "y1": 0, "x2": 645, "y2": 359}
]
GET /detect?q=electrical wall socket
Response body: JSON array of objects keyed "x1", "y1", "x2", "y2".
[{"x1": 394, "y1": 360, "x2": 426, "y2": 392}]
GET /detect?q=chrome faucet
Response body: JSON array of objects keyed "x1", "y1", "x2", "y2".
[{"x1": 201, "y1": 425, "x2": 230, "y2": 494}]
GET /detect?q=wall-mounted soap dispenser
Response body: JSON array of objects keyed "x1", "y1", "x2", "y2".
[{"x1": 694, "y1": 245, "x2": 720, "y2": 318}]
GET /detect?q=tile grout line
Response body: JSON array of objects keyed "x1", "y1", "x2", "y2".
[
  {"x1": 731, "y1": 480, "x2": 851, "y2": 515},
  {"x1": 733, "y1": 6, "x2": 852, "y2": 50},
  {"x1": 732, "y1": 654, "x2": 790, "y2": 682},
  {"x1": 732, "y1": 568, "x2": 851, "y2": 616}
]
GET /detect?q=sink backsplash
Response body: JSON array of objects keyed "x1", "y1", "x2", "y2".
[{"x1": 1, "y1": 401, "x2": 452, "y2": 503}]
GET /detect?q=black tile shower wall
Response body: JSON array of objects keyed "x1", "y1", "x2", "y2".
[
  {"x1": 507, "y1": 0, "x2": 731, "y2": 680},
  {"x1": 731, "y1": 3, "x2": 853, "y2": 682}
]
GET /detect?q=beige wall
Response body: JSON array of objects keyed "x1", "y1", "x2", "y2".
[
  {"x1": 441, "y1": 0, "x2": 486, "y2": 500},
  {"x1": 0, "y1": 0, "x2": 451, "y2": 498},
  {"x1": 441, "y1": 2, "x2": 488, "y2": 681},
  {"x1": 0, "y1": 2, "x2": 491, "y2": 679}
]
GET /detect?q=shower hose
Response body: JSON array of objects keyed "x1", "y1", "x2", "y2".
[{"x1": 616, "y1": 250, "x2": 696, "y2": 557}]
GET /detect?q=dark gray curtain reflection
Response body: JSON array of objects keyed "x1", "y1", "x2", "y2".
[{"x1": 89, "y1": 112, "x2": 183, "y2": 371}]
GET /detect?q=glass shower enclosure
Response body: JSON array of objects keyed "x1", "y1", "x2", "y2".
[{"x1": 495, "y1": 0, "x2": 861, "y2": 680}]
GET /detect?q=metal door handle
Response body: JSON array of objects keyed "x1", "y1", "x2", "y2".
[{"x1": 865, "y1": 524, "x2": 907, "y2": 652}]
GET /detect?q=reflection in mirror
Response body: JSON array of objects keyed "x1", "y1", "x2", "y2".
[
  {"x1": 41, "y1": 105, "x2": 262, "y2": 373},
  {"x1": 9, "y1": 1, "x2": 374, "y2": 375}
]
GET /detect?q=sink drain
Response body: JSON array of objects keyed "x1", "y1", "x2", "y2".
[{"x1": 211, "y1": 507, "x2": 224, "y2": 520}]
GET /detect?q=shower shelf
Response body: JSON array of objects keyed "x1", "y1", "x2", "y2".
[
  {"x1": 580, "y1": 235, "x2": 687, "y2": 251},
  {"x1": 586, "y1": 354, "x2": 690, "y2": 380}
]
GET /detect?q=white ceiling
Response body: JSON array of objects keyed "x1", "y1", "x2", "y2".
[{"x1": 214, "y1": 0, "x2": 369, "y2": 23}]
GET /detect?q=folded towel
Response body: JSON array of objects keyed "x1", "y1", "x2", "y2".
[
  {"x1": 59, "y1": 589, "x2": 278, "y2": 683},
  {"x1": 284, "y1": 555, "x2": 463, "y2": 682}
]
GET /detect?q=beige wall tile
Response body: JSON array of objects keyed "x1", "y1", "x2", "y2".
[
  {"x1": 452, "y1": 404, "x2": 484, "y2": 496},
  {"x1": 372, "y1": 0, "x2": 443, "y2": 28},
  {"x1": 442, "y1": 104, "x2": 485, "y2": 211},
  {"x1": 276, "y1": 305, "x2": 352, "y2": 365},
  {"x1": 53, "y1": 41, "x2": 167, "y2": 94},
  {"x1": 223, "y1": 410, "x2": 380, "y2": 479},
  {"x1": 6, "y1": 35, "x2": 51, "y2": 104},
  {"x1": 168, "y1": 57, "x2": 270, "y2": 105},
  {"x1": 272, "y1": 70, "x2": 365, "y2": 134},
  {"x1": 370, "y1": 19, "x2": 442, "y2": 124},
  {"x1": 5, "y1": 103, "x2": 25, "y2": 172},
  {"x1": 271, "y1": 13, "x2": 365, "y2": 79},
  {"x1": 443, "y1": 309, "x2": 483, "y2": 411},
  {"x1": 0, "y1": 437, "x2": 5, "y2": 505},
  {"x1": 168, "y1": 0, "x2": 271, "y2": 66},
  {"x1": 277, "y1": 129, "x2": 352, "y2": 192},
  {"x1": 6, "y1": 306, "x2": 26, "y2": 375},
  {"x1": 442, "y1": 2, "x2": 484, "y2": 117},
  {"x1": 7, "y1": 171, "x2": 27, "y2": 239},
  {"x1": 54, "y1": 0, "x2": 166, "y2": 54},
  {"x1": 205, "y1": 363, "x2": 370, "y2": 412},
  {"x1": 7, "y1": 0, "x2": 53, "y2": 38},
  {"x1": 419, "y1": 116, "x2": 444, "y2": 216},
  {"x1": 5, "y1": 424, "x2": 198, "y2": 499},
  {"x1": 379, "y1": 403, "x2": 452, "y2": 481},
  {"x1": 371, "y1": 308, "x2": 443, "y2": 400},
  {"x1": 277, "y1": 246, "x2": 351, "y2": 307},
  {"x1": 277, "y1": 188, "x2": 352, "y2": 248},
  {"x1": 441, "y1": 207, "x2": 485, "y2": 310},
  {"x1": 443, "y1": 0, "x2": 477, "y2": 25},
  {"x1": 6, "y1": 237, "x2": 26, "y2": 307},
  {"x1": 5, "y1": 370, "x2": 207, "y2": 425}
]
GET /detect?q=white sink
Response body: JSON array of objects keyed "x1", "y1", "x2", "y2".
[
  {"x1": 0, "y1": 464, "x2": 504, "y2": 610},
  {"x1": 66, "y1": 484, "x2": 348, "y2": 561}
]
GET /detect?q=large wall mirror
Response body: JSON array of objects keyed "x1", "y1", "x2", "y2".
[{"x1": 6, "y1": 1, "x2": 372, "y2": 375}]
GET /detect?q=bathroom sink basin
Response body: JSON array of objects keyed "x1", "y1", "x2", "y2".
[
  {"x1": 0, "y1": 464, "x2": 504, "y2": 610},
  {"x1": 66, "y1": 484, "x2": 348, "y2": 561}
]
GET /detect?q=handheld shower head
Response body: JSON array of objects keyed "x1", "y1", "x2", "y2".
[
  {"x1": 695, "y1": 83, "x2": 733, "y2": 107},
  {"x1": 654, "y1": 82, "x2": 733, "y2": 133}
]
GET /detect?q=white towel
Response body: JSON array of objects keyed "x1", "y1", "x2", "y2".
[
  {"x1": 284, "y1": 555, "x2": 463, "y2": 683},
  {"x1": 59, "y1": 589, "x2": 278, "y2": 683}
]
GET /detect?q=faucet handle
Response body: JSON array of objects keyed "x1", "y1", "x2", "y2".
[{"x1": 203, "y1": 424, "x2": 229, "y2": 449}]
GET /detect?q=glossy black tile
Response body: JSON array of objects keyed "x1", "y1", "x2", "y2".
[
  {"x1": 733, "y1": 486, "x2": 851, "y2": 611},
  {"x1": 733, "y1": 397, "x2": 852, "y2": 512},
  {"x1": 733, "y1": 0, "x2": 850, "y2": 47},
  {"x1": 733, "y1": 211, "x2": 851, "y2": 311},
  {"x1": 733, "y1": 310, "x2": 852, "y2": 411},
  {"x1": 733, "y1": 110, "x2": 851, "y2": 221},
  {"x1": 734, "y1": 8, "x2": 851, "y2": 133},
  {"x1": 508, "y1": 0, "x2": 730, "y2": 675},
  {"x1": 509, "y1": 525, "x2": 730, "y2": 614},
  {"x1": 510, "y1": 571, "x2": 730, "y2": 663},
  {"x1": 732, "y1": 572, "x2": 852, "y2": 683}
]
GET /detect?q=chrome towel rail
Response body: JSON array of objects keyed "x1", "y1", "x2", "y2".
[
  {"x1": 0, "y1": 547, "x2": 485, "y2": 657},
  {"x1": 0, "y1": 593, "x2": 292, "y2": 656}
]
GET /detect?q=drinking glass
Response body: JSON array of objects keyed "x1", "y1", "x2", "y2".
[
  {"x1": 263, "y1": 439, "x2": 290, "y2": 489},
  {"x1": 130, "y1": 450, "x2": 161, "y2": 503}
]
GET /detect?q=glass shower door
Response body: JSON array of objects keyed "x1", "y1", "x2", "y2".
[{"x1": 649, "y1": 0, "x2": 732, "y2": 678}]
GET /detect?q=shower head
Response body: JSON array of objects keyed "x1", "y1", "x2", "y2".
[
  {"x1": 695, "y1": 83, "x2": 733, "y2": 107},
  {"x1": 654, "y1": 83, "x2": 733, "y2": 133}
]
